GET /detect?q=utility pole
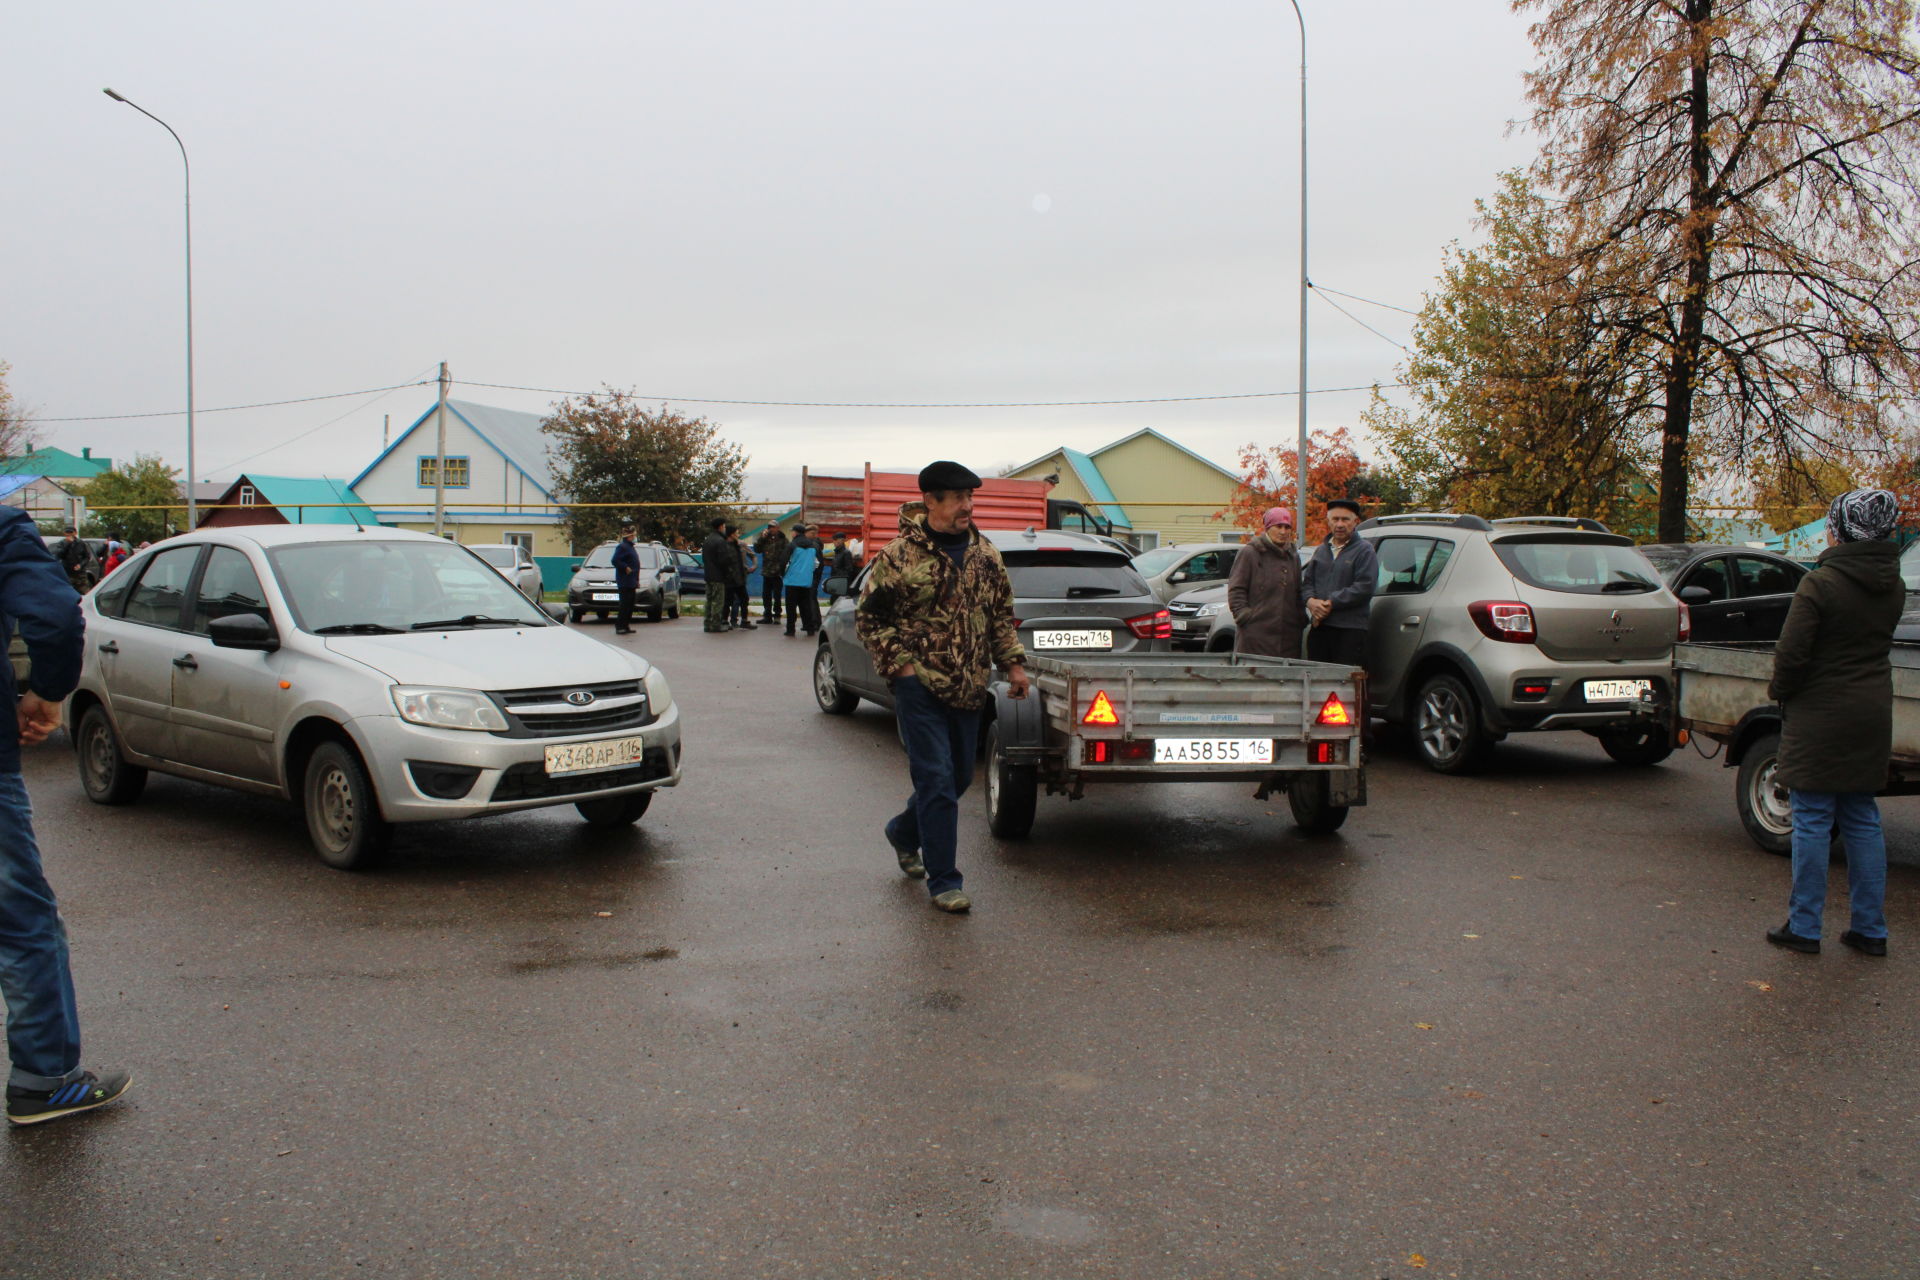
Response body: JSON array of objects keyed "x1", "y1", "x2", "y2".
[{"x1": 433, "y1": 362, "x2": 449, "y2": 537}]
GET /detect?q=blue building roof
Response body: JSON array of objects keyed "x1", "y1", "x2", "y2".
[
  {"x1": 235, "y1": 475, "x2": 378, "y2": 525},
  {"x1": 1057, "y1": 448, "x2": 1131, "y2": 529}
]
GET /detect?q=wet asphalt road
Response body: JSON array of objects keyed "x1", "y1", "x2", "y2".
[{"x1": 2, "y1": 614, "x2": 1917, "y2": 1280}]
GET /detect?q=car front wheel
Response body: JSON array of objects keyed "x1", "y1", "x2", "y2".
[
  {"x1": 577, "y1": 790, "x2": 652, "y2": 828},
  {"x1": 303, "y1": 740, "x2": 391, "y2": 870},
  {"x1": 813, "y1": 644, "x2": 859, "y2": 714}
]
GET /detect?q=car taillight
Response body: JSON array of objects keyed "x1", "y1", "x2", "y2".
[
  {"x1": 1126, "y1": 609, "x2": 1172, "y2": 640},
  {"x1": 1677, "y1": 601, "x2": 1691, "y2": 643},
  {"x1": 1467, "y1": 600, "x2": 1536, "y2": 643}
]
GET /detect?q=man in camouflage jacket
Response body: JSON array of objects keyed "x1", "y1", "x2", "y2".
[{"x1": 857, "y1": 461, "x2": 1029, "y2": 913}]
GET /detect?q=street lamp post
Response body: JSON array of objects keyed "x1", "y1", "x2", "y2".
[
  {"x1": 1284, "y1": 2, "x2": 1308, "y2": 536},
  {"x1": 102, "y1": 88, "x2": 197, "y2": 528}
]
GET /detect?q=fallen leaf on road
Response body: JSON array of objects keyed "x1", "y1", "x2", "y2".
[
  {"x1": 1409, "y1": 1253, "x2": 1428, "y2": 1268},
  {"x1": 1415, "y1": 1023, "x2": 1434, "y2": 1031},
  {"x1": 594, "y1": 911, "x2": 613, "y2": 918},
  {"x1": 1462, "y1": 933, "x2": 1480, "y2": 939},
  {"x1": 1747, "y1": 980, "x2": 1773, "y2": 992}
]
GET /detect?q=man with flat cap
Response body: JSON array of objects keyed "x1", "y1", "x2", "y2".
[
  {"x1": 857, "y1": 461, "x2": 1029, "y2": 913},
  {"x1": 1302, "y1": 497, "x2": 1377, "y2": 667}
]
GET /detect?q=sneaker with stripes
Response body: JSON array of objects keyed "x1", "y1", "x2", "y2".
[{"x1": 6, "y1": 1069, "x2": 132, "y2": 1125}]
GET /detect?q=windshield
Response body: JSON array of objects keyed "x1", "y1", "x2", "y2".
[
  {"x1": 583, "y1": 544, "x2": 616, "y2": 568},
  {"x1": 1130, "y1": 547, "x2": 1183, "y2": 577},
  {"x1": 473, "y1": 547, "x2": 516, "y2": 567},
  {"x1": 1492, "y1": 535, "x2": 1661, "y2": 595},
  {"x1": 1003, "y1": 552, "x2": 1152, "y2": 600},
  {"x1": 1633, "y1": 547, "x2": 1693, "y2": 584},
  {"x1": 269, "y1": 539, "x2": 551, "y2": 633}
]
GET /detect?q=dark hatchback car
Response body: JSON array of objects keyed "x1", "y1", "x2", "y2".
[
  {"x1": 811, "y1": 529, "x2": 1170, "y2": 714},
  {"x1": 1635, "y1": 544, "x2": 1807, "y2": 643}
]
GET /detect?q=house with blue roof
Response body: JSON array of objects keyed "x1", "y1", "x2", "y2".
[
  {"x1": 348, "y1": 400, "x2": 565, "y2": 556},
  {"x1": 0, "y1": 446, "x2": 113, "y2": 484},
  {"x1": 1004, "y1": 428, "x2": 1244, "y2": 549},
  {"x1": 199, "y1": 474, "x2": 378, "y2": 528}
]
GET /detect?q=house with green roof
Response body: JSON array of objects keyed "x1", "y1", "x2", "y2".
[
  {"x1": 0, "y1": 446, "x2": 114, "y2": 484},
  {"x1": 198, "y1": 474, "x2": 377, "y2": 528},
  {"x1": 1005, "y1": 428, "x2": 1243, "y2": 549}
]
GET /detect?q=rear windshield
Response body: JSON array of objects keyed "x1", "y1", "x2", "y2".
[
  {"x1": 1003, "y1": 552, "x2": 1151, "y2": 599},
  {"x1": 1492, "y1": 535, "x2": 1661, "y2": 595},
  {"x1": 473, "y1": 547, "x2": 515, "y2": 567},
  {"x1": 1633, "y1": 547, "x2": 1691, "y2": 583}
]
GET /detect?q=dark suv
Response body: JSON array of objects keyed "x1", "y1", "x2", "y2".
[{"x1": 811, "y1": 529, "x2": 1169, "y2": 714}]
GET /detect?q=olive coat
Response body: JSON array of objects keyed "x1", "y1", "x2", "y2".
[
  {"x1": 1768, "y1": 538, "x2": 1905, "y2": 794},
  {"x1": 1227, "y1": 533, "x2": 1306, "y2": 660}
]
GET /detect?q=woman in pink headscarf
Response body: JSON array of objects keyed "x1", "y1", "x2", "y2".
[{"x1": 1226, "y1": 506, "x2": 1307, "y2": 659}]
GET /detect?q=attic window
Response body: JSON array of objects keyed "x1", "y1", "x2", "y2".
[
  {"x1": 417, "y1": 456, "x2": 471, "y2": 488},
  {"x1": 238, "y1": 485, "x2": 258, "y2": 507}
]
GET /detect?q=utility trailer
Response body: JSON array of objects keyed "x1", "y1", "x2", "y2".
[
  {"x1": 984, "y1": 652, "x2": 1368, "y2": 837},
  {"x1": 1671, "y1": 640, "x2": 1920, "y2": 852}
]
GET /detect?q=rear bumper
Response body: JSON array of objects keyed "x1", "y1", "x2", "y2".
[{"x1": 1489, "y1": 667, "x2": 1670, "y2": 733}]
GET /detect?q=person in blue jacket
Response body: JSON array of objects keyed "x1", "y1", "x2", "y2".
[
  {"x1": 782, "y1": 524, "x2": 823, "y2": 637},
  {"x1": 611, "y1": 525, "x2": 641, "y2": 635},
  {"x1": 0, "y1": 507, "x2": 130, "y2": 1124}
]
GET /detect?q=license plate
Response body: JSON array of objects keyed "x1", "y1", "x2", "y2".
[
  {"x1": 591, "y1": 592, "x2": 620, "y2": 602},
  {"x1": 1152, "y1": 737, "x2": 1274, "y2": 764},
  {"x1": 545, "y1": 735, "x2": 648, "y2": 776},
  {"x1": 1172, "y1": 619, "x2": 1192, "y2": 631},
  {"x1": 1033, "y1": 629, "x2": 1113, "y2": 650},
  {"x1": 1584, "y1": 679, "x2": 1651, "y2": 702}
]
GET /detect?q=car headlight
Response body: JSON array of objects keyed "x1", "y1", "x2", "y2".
[
  {"x1": 390, "y1": 686, "x2": 509, "y2": 731},
  {"x1": 1196, "y1": 603, "x2": 1222, "y2": 618},
  {"x1": 643, "y1": 665, "x2": 674, "y2": 717}
]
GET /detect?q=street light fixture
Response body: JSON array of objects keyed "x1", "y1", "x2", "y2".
[{"x1": 102, "y1": 88, "x2": 197, "y2": 528}]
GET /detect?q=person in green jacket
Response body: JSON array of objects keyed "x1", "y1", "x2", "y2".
[{"x1": 1766, "y1": 488, "x2": 1905, "y2": 956}]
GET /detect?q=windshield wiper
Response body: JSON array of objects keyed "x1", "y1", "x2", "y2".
[
  {"x1": 409, "y1": 614, "x2": 528, "y2": 631},
  {"x1": 314, "y1": 622, "x2": 407, "y2": 635}
]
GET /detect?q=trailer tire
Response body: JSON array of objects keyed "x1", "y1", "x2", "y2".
[
  {"x1": 1736, "y1": 731, "x2": 1793, "y2": 855},
  {"x1": 985, "y1": 721, "x2": 1037, "y2": 839},
  {"x1": 1286, "y1": 772, "x2": 1349, "y2": 835}
]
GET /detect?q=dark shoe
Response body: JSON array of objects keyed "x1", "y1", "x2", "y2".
[
  {"x1": 614, "y1": 629, "x2": 634, "y2": 635},
  {"x1": 739, "y1": 621, "x2": 758, "y2": 630},
  {"x1": 1841, "y1": 929, "x2": 1888, "y2": 956},
  {"x1": 1767, "y1": 924, "x2": 1820, "y2": 954},
  {"x1": 784, "y1": 629, "x2": 796, "y2": 637},
  {"x1": 6, "y1": 1069, "x2": 132, "y2": 1125},
  {"x1": 931, "y1": 890, "x2": 971, "y2": 913},
  {"x1": 884, "y1": 819, "x2": 926, "y2": 879}
]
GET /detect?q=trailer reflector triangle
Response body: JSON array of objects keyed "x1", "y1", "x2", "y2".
[{"x1": 1081, "y1": 690, "x2": 1120, "y2": 726}]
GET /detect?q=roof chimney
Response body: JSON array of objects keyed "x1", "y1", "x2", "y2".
[{"x1": 81, "y1": 448, "x2": 91, "y2": 459}]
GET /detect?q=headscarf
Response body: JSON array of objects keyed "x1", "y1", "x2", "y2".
[
  {"x1": 1261, "y1": 507, "x2": 1294, "y2": 530},
  {"x1": 1828, "y1": 488, "x2": 1899, "y2": 543}
]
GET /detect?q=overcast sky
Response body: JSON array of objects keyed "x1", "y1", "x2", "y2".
[{"x1": 6, "y1": 1, "x2": 1539, "y2": 504}]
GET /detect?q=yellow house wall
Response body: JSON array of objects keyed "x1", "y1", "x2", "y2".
[{"x1": 1090, "y1": 435, "x2": 1244, "y2": 545}]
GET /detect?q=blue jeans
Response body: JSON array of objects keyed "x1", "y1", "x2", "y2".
[
  {"x1": 0, "y1": 771, "x2": 83, "y2": 1089},
  {"x1": 887, "y1": 677, "x2": 981, "y2": 897},
  {"x1": 1788, "y1": 789, "x2": 1888, "y2": 940}
]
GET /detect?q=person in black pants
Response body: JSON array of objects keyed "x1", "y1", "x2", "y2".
[
  {"x1": 611, "y1": 526, "x2": 640, "y2": 634},
  {"x1": 783, "y1": 525, "x2": 823, "y2": 636},
  {"x1": 756, "y1": 525, "x2": 790, "y2": 625},
  {"x1": 725, "y1": 526, "x2": 756, "y2": 629}
]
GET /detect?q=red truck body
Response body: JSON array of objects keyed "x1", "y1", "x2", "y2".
[{"x1": 799, "y1": 465, "x2": 1111, "y2": 550}]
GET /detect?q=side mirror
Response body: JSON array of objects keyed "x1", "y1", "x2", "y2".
[
  {"x1": 1168, "y1": 571, "x2": 1189, "y2": 584},
  {"x1": 1679, "y1": 585, "x2": 1712, "y2": 605},
  {"x1": 541, "y1": 602, "x2": 569, "y2": 622},
  {"x1": 207, "y1": 612, "x2": 279, "y2": 652},
  {"x1": 571, "y1": 561, "x2": 584, "y2": 571},
  {"x1": 822, "y1": 575, "x2": 851, "y2": 600}
]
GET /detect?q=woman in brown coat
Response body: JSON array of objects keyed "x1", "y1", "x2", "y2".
[
  {"x1": 1766, "y1": 488, "x2": 1905, "y2": 957},
  {"x1": 1227, "y1": 506, "x2": 1307, "y2": 660}
]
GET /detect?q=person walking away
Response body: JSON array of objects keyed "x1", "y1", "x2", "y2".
[
  {"x1": 1302, "y1": 498, "x2": 1377, "y2": 667},
  {"x1": 756, "y1": 525, "x2": 791, "y2": 625},
  {"x1": 725, "y1": 526, "x2": 756, "y2": 629},
  {"x1": 783, "y1": 525, "x2": 823, "y2": 636},
  {"x1": 611, "y1": 525, "x2": 641, "y2": 634},
  {"x1": 700, "y1": 518, "x2": 733, "y2": 633},
  {"x1": 1227, "y1": 507, "x2": 1307, "y2": 660},
  {"x1": 857, "y1": 461, "x2": 1029, "y2": 913},
  {"x1": 0, "y1": 506, "x2": 131, "y2": 1124},
  {"x1": 53, "y1": 528, "x2": 89, "y2": 593},
  {"x1": 1765, "y1": 488, "x2": 1905, "y2": 957}
]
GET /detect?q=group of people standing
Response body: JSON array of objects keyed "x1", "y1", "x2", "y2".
[
  {"x1": 1225, "y1": 497, "x2": 1378, "y2": 664},
  {"x1": 694, "y1": 519, "x2": 861, "y2": 637}
]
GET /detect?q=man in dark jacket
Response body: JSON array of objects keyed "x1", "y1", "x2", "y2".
[
  {"x1": 0, "y1": 507, "x2": 131, "y2": 1124},
  {"x1": 53, "y1": 528, "x2": 91, "y2": 592},
  {"x1": 1302, "y1": 498, "x2": 1377, "y2": 667},
  {"x1": 1766, "y1": 488, "x2": 1905, "y2": 956},
  {"x1": 699, "y1": 518, "x2": 733, "y2": 634},
  {"x1": 611, "y1": 525, "x2": 641, "y2": 635},
  {"x1": 724, "y1": 526, "x2": 756, "y2": 629},
  {"x1": 755, "y1": 526, "x2": 790, "y2": 625},
  {"x1": 1227, "y1": 507, "x2": 1306, "y2": 659},
  {"x1": 857, "y1": 461, "x2": 1029, "y2": 913}
]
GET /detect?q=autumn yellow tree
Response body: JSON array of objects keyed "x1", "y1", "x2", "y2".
[{"x1": 1520, "y1": 0, "x2": 1920, "y2": 542}]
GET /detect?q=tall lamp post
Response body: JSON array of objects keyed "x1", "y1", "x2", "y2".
[
  {"x1": 1284, "y1": 1, "x2": 1308, "y2": 535},
  {"x1": 102, "y1": 88, "x2": 197, "y2": 528}
]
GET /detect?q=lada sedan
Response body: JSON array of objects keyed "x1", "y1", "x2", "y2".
[{"x1": 70, "y1": 525, "x2": 682, "y2": 869}]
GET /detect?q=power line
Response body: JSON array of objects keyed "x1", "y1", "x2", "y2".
[
  {"x1": 1311, "y1": 290, "x2": 1411, "y2": 354},
  {"x1": 455, "y1": 378, "x2": 1400, "y2": 408},
  {"x1": 1310, "y1": 282, "x2": 1422, "y2": 317},
  {"x1": 206, "y1": 367, "x2": 441, "y2": 476},
  {"x1": 35, "y1": 380, "x2": 436, "y2": 423}
]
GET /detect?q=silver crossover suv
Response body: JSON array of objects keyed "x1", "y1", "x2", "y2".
[
  {"x1": 1358, "y1": 514, "x2": 1684, "y2": 772},
  {"x1": 811, "y1": 529, "x2": 1170, "y2": 714},
  {"x1": 71, "y1": 525, "x2": 682, "y2": 868}
]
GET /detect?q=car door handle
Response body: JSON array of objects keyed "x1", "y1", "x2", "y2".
[
  {"x1": 97, "y1": 641, "x2": 118, "y2": 655},
  {"x1": 1401, "y1": 615, "x2": 1422, "y2": 627},
  {"x1": 1726, "y1": 610, "x2": 1745, "y2": 618},
  {"x1": 172, "y1": 654, "x2": 198, "y2": 670}
]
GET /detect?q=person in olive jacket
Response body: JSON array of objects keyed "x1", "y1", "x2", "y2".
[
  {"x1": 1227, "y1": 506, "x2": 1306, "y2": 659},
  {"x1": 1766, "y1": 488, "x2": 1905, "y2": 957}
]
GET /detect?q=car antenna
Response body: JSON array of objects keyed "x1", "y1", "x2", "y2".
[{"x1": 323, "y1": 476, "x2": 365, "y2": 531}]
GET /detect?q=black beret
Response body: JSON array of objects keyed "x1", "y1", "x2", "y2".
[
  {"x1": 917, "y1": 460, "x2": 983, "y2": 492},
  {"x1": 1325, "y1": 498, "x2": 1363, "y2": 515}
]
